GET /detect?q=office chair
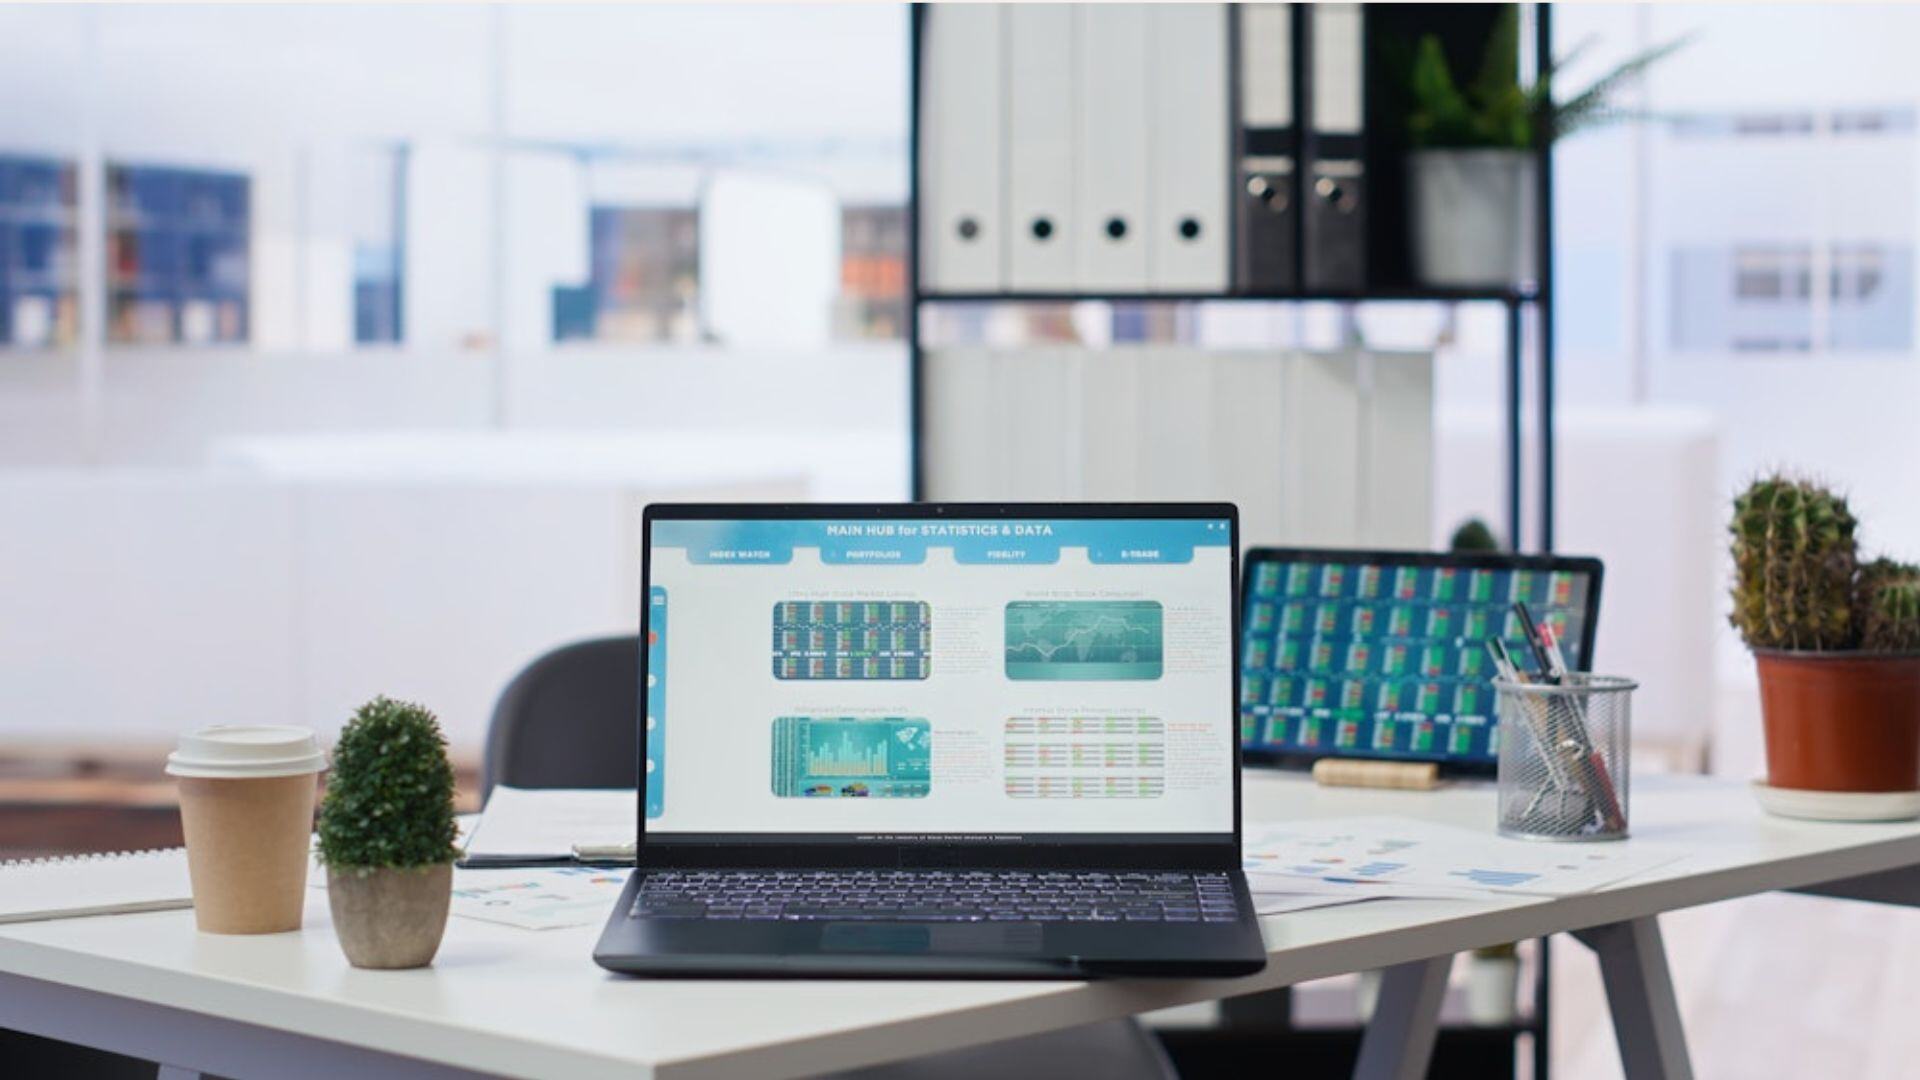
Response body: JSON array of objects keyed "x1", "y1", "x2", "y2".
[
  {"x1": 482, "y1": 636, "x2": 639, "y2": 800},
  {"x1": 483, "y1": 636, "x2": 1177, "y2": 1080}
]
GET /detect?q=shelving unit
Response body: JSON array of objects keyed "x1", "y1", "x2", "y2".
[
  {"x1": 905, "y1": 5, "x2": 1558, "y2": 1077},
  {"x1": 0, "y1": 154, "x2": 80, "y2": 349},
  {"x1": 106, "y1": 164, "x2": 250, "y2": 345},
  {"x1": 906, "y1": 3, "x2": 1557, "y2": 555}
]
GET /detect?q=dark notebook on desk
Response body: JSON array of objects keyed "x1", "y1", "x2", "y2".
[{"x1": 593, "y1": 503, "x2": 1267, "y2": 979}]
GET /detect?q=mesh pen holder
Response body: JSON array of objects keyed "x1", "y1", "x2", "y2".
[{"x1": 1495, "y1": 674, "x2": 1637, "y2": 841}]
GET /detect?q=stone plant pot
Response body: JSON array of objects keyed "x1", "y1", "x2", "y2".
[
  {"x1": 327, "y1": 863, "x2": 453, "y2": 969},
  {"x1": 1408, "y1": 148, "x2": 1539, "y2": 289}
]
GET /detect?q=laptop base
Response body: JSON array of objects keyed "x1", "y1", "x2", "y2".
[{"x1": 593, "y1": 870, "x2": 1267, "y2": 980}]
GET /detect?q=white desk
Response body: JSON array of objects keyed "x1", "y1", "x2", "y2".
[{"x1": 3, "y1": 773, "x2": 1918, "y2": 1080}]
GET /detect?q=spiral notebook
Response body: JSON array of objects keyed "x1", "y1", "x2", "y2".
[{"x1": 0, "y1": 848, "x2": 193, "y2": 924}]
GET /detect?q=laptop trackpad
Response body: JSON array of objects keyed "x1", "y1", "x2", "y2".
[{"x1": 820, "y1": 923, "x2": 1044, "y2": 955}]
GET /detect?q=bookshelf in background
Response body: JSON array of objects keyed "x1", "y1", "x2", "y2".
[
  {"x1": 907, "y1": 3, "x2": 1557, "y2": 555},
  {"x1": 0, "y1": 154, "x2": 80, "y2": 349},
  {"x1": 554, "y1": 206, "x2": 701, "y2": 345},
  {"x1": 351, "y1": 145, "x2": 407, "y2": 346},
  {"x1": 908, "y1": 8, "x2": 1557, "y2": 1075},
  {"x1": 353, "y1": 246, "x2": 403, "y2": 345},
  {"x1": 836, "y1": 205, "x2": 908, "y2": 341},
  {"x1": 107, "y1": 164, "x2": 250, "y2": 346}
]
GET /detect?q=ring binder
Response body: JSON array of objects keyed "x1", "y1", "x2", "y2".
[
  {"x1": 1234, "y1": 4, "x2": 1300, "y2": 293},
  {"x1": 1301, "y1": 2, "x2": 1367, "y2": 291}
]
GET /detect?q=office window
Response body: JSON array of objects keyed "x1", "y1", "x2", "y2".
[
  {"x1": 556, "y1": 206, "x2": 700, "y2": 345},
  {"x1": 108, "y1": 164, "x2": 250, "y2": 345},
  {"x1": 1731, "y1": 246, "x2": 1811, "y2": 301},
  {"x1": 1829, "y1": 243, "x2": 1913, "y2": 349},
  {"x1": 0, "y1": 154, "x2": 79, "y2": 349},
  {"x1": 836, "y1": 204, "x2": 906, "y2": 341},
  {"x1": 1671, "y1": 242, "x2": 1912, "y2": 353},
  {"x1": 1657, "y1": 104, "x2": 1915, "y2": 356}
]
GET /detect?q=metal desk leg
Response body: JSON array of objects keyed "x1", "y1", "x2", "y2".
[
  {"x1": 1352, "y1": 954, "x2": 1453, "y2": 1080},
  {"x1": 1570, "y1": 917, "x2": 1693, "y2": 1080}
]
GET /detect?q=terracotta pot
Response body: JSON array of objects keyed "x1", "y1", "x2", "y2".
[
  {"x1": 1754, "y1": 650, "x2": 1920, "y2": 792},
  {"x1": 326, "y1": 863, "x2": 453, "y2": 969}
]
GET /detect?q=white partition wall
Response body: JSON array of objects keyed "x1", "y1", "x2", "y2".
[{"x1": 0, "y1": 470, "x2": 807, "y2": 751}]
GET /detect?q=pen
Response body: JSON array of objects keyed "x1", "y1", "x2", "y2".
[
  {"x1": 1539, "y1": 620, "x2": 1570, "y2": 681},
  {"x1": 1484, "y1": 641, "x2": 1515, "y2": 682},
  {"x1": 1511, "y1": 602, "x2": 1557, "y2": 683},
  {"x1": 1488, "y1": 638, "x2": 1525, "y2": 684}
]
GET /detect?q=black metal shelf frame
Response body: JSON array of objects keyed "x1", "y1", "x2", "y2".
[{"x1": 904, "y1": 9, "x2": 1558, "y2": 1070}]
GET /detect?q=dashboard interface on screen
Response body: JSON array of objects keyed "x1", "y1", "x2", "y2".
[
  {"x1": 1239, "y1": 554, "x2": 1598, "y2": 769},
  {"x1": 643, "y1": 515, "x2": 1237, "y2": 841}
]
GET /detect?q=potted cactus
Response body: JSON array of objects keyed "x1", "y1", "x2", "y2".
[
  {"x1": 317, "y1": 697, "x2": 461, "y2": 968},
  {"x1": 1730, "y1": 475, "x2": 1920, "y2": 819}
]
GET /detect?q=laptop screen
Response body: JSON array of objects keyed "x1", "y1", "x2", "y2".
[
  {"x1": 1239, "y1": 550, "x2": 1602, "y2": 772},
  {"x1": 641, "y1": 509, "x2": 1238, "y2": 843}
]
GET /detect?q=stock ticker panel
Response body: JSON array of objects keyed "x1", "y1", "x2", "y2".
[
  {"x1": 771, "y1": 601, "x2": 931, "y2": 680},
  {"x1": 1239, "y1": 560, "x2": 1594, "y2": 766}
]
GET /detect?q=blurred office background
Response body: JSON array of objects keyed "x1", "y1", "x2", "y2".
[
  {"x1": 2, "y1": 5, "x2": 1919, "y2": 1075},
  {"x1": 13, "y1": 0, "x2": 1913, "y2": 775}
]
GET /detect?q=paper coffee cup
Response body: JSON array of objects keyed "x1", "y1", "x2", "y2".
[{"x1": 168, "y1": 726, "x2": 326, "y2": 934}]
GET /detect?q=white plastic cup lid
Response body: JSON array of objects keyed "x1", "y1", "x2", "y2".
[{"x1": 166, "y1": 725, "x2": 327, "y2": 779}]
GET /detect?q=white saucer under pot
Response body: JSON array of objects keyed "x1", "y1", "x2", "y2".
[{"x1": 1751, "y1": 781, "x2": 1920, "y2": 822}]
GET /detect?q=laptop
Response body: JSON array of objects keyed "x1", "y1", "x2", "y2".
[
  {"x1": 594, "y1": 503, "x2": 1267, "y2": 979},
  {"x1": 1239, "y1": 548, "x2": 1604, "y2": 778}
]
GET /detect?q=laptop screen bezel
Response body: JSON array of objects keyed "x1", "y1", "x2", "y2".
[
  {"x1": 1238, "y1": 546, "x2": 1606, "y2": 779},
  {"x1": 635, "y1": 502, "x2": 1243, "y2": 871}
]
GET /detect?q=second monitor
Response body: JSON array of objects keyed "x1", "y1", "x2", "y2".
[{"x1": 1240, "y1": 548, "x2": 1603, "y2": 778}]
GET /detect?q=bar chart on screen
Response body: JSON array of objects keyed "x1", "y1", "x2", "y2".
[{"x1": 770, "y1": 717, "x2": 931, "y2": 798}]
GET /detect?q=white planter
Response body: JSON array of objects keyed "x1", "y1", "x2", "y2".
[
  {"x1": 1408, "y1": 149, "x2": 1539, "y2": 289},
  {"x1": 1355, "y1": 968, "x2": 1382, "y2": 1021},
  {"x1": 1465, "y1": 953, "x2": 1521, "y2": 1025}
]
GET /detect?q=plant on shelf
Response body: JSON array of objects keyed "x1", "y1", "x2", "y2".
[
  {"x1": 317, "y1": 696, "x2": 461, "y2": 969},
  {"x1": 1399, "y1": 5, "x2": 1690, "y2": 287},
  {"x1": 1728, "y1": 473, "x2": 1920, "y2": 819},
  {"x1": 1449, "y1": 517, "x2": 1502, "y2": 553},
  {"x1": 1466, "y1": 941, "x2": 1522, "y2": 1025}
]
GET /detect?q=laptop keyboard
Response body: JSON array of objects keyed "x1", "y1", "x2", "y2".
[{"x1": 630, "y1": 870, "x2": 1240, "y2": 923}]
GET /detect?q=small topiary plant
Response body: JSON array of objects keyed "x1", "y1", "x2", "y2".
[
  {"x1": 317, "y1": 696, "x2": 460, "y2": 873},
  {"x1": 1729, "y1": 473, "x2": 1860, "y2": 651},
  {"x1": 1859, "y1": 559, "x2": 1920, "y2": 653}
]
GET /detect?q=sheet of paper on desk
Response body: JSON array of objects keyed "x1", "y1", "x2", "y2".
[
  {"x1": 1246, "y1": 872, "x2": 1490, "y2": 906},
  {"x1": 462, "y1": 786, "x2": 635, "y2": 862},
  {"x1": 449, "y1": 866, "x2": 630, "y2": 930},
  {"x1": 1249, "y1": 891, "x2": 1383, "y2": 916},
  {"x1": 1244, "y1": 815, "x2": 1682, "y2": 897}
]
